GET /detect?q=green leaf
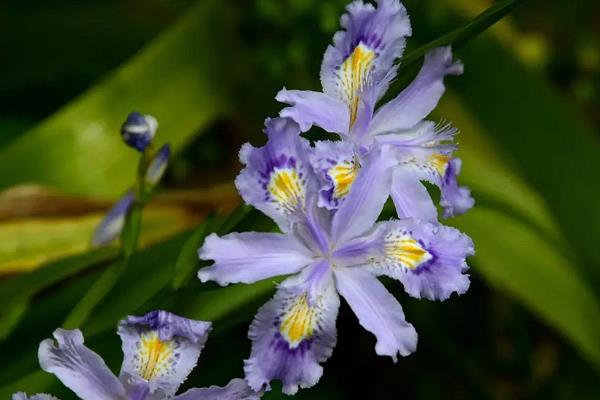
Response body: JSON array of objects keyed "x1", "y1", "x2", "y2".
[
  {"x1": 452, "y1": 37, "x2": 600, "y2": 292},
  {"x1": 172, "y1": 215, "x2": 218, "y2": 290},
  {"x1": 0, "y1": 0, "x2": 234, "y2": 197},
  {"x1": 452, "y1": 207, "x2": 600, "y2": 368},
  {"x1": 400, "y1": 0, "x2": 528, "y2": 68},
  {"x1": 0, "y1": 247, "x2": 116, "y2": 338}
]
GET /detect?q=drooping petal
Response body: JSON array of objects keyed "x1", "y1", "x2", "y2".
[
  {"x1": 334, "y1": 266, "x2": 417, "y2": 361},
  {"x1": 117, "y1": 310, "x2": 212, "y2": 398},
  {"x1": 309, "y1": 140, "x2": 361, "y2": 209},
  {"x1": 439, "y1": 158, "x2": 474, "y2": 218},
  {"x1": 374, "y1": 121, "x2": 472, "y2": 218},
  {"x1": 145, "y1": 143, "x2": 171, "y2": 185},
  {"x1": 276, "y1": 89, "x2": 350, "y2": 135},
  {"x1": 38, "y1": 329, "x2": 125, "y2": 400},
  {"x1": 368, "y1": 46, "x2": 463, "y2": 136},
  {"x1": 369, "y1": 219, "x2": 474, "y2": 300},
  {"x1": 198, "y1": 232, "x2": 313, "y2": 286},
  {"x1": 235, "y1": 117, "x2": 316, "y2": 231},
  {"x1": 321, "y1": 0, "x2": 411, "y2": 108},
  {"x1": 331, "y1": 144, "x2": 396, "y2": 245},
  {"x1": 173, "y1": 378, "x2": 260, "y2": 400},
  {"x1": 12, "y1": 393, "x2": 60, "y2": 400},
  {"x1": 244, "y1": 262, "x2": 339, "y2": 395},
  {"x1": 390, "y1": 167, "x2": 437, "y2": 222},
  {"x1": 91, "y1": 191, "x2": 135, "y2": 247}
]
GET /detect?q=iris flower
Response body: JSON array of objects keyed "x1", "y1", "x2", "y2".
[
  {"x1": 14, "y1": 311, "x2": 258, "y2": 400},
  {"x1": 276, "y1": 0, "x2": 473, "y2": 221},
  {"x1": 198, "y1": 118, "x2": 474, "y2": 394}
]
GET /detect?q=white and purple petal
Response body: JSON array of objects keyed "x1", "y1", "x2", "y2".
[
  {"x1": 244, "y1": 265, "x2": 339, "y2": 395},
  {"x1": 390, "y1": 166, "x2": 438, "y2": 222},
  {"x1": 439, "y1": 158, "x2": 474, "y2": 218},
  {"x1": 198, "y1": 232, "x2": 313, "y2": 286},
  {"x1": 235, "y1": 118, "x2": 315, "y2": 231},
  {"x1": 331, "y1": 144, "x2": 396, "y2": 245},
  {"x1": 334, "y1": 266, "x2": 417, "y2": 361},
  {"x1": 370, "y1": 219, "x2": 474, "y2": 300},
  {"x1": 117, "y1": 310, "x2": 211, "y2": 398},
  {"x1": 38, "y1": 329, "x2": 125, "y2": 400},
  {"x1": 173, "y1": 378, "x2": 260, "y2": 400},
  {"x1": 276, "y1": 89, "x2": 349, "y2": 135},
  {"x1": 321, "y1": 0, "x2": 411, "y2": 104},
  {"x1": 368, "y1": 46, "x2": 463, "y2": 136},
  {"x1": 309, "y1": 140, "x2": 360, "y2": 210}
]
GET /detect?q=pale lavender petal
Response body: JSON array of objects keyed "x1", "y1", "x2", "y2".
[
  {"x1": 38, "y1": 329, "x2": 125, "y2": 400},
  {"x1": 321, "y1": 0, "x2": 411, "y2": 101},
  {"x1": 276, "y1": 89, "x2": 349, "y2": 135},
  {"x1": 440, "y1": 158, "x2": 474, "y2": 218},
  {"x1": 375, "y1": 120, "x2": 457, "y2": 155},
  {"x1": 369, "y1": 219, "x2": 474, "y2": 300},
  {"x1": 309, "y1": 140, "x2": 360, "y2": 210},
  {"x1": 235, "y1": 117, "x2": 315, "y2": 231},
  {"x1": 145, "y1": 143, "x2": 171, "y2": 185},
  {"x1": 118, "y1": 310, "x2": 212, "y2": 398},
  {"x1": 198, "y1": 232, "x2": 313, "y2": 286},
  {"x1": 12, "y1": 393, "x2": 59, "y2": 400},
  {"x1": 244, "y1": 263, "x2": 339, "y2": 395},
  {"x1": 369, "y1": 46, "x2": 463, "y2": 136},
  {"x1": 174, "y1": 378, "x2": 260, "y2": 400},
  {"x1": 91, "y1": 191, "x2": 134, "y2": 247},
  {"x1": 334, "y1": 266, "x2": 417, "y2": 361},
  {"x1": 390, "y1": 166, "x2": 438, "y2": 222},
  {"x1": 331, "y1": 145, "x2": 396, "y2": 245}
]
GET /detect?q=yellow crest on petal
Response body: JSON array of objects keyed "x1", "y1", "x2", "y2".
[
  {"x1": 137, "y1": 331, "x2": 175, "y2": 381},
  {"x1": 279, "y1": 294, "x2": 317, "y2": 348},
  {"x1": 268, "y1": 168, "x2": 305, "y2": 213},
  {"x1": 328, "y1": 157, "x2": 360, "y2": 199},
  {"x1": 337, "y1": 43, "x2": 376, "y2": 128},
  {"x1": 385, "y1": 233, "x2": 433, "y2": 271},
  {"x1": 428, "y1": 154, "x2": 450, "y2": 177}
]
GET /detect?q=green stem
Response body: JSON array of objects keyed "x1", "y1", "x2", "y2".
[{"x1": 62, "y1": 151, "x2": 149, "y2": 329}]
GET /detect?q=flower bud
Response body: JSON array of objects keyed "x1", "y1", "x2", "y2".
[
  {"x1": 92, "y1": 191, "x2": 134, "y2": 246},
  {"x1": 120, "y1": 112, "x2": 158, "y2": 152}
]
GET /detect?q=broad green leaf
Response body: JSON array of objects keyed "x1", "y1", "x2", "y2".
[
  {"x1": 0, "y1": 205, "x2": 198, "y2": 275},
  {"x1": 0, "y1": 0, "x2": 233, "y2": 197},
  {"x1": 452, "y1": 207, "x2": 600, "y2": 367},
  {"x1": 452, "y1": 36, "x2": 600, "y2": 292},
  {"x1": 433, "y1": 88, "x2": 600, "y2": 368}
]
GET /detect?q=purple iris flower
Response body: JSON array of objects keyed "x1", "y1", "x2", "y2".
[
  {"x1": 198, "y1": 118, "x2": 474, "y2": 394},
  {"x1": 15, "y1": 311, "x2": 259, "y2": 400},
  {"x1": 276, "y1": 0, "x2": 473, "y2": 221}
]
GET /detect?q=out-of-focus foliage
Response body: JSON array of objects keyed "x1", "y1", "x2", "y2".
[{"x1": 0, "y1": 0, "x2": 599, "y2": 399}]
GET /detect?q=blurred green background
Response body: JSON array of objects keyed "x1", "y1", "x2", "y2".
[{"x1": 0, "y1": 0, "x2": 599, "y2": 399}]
